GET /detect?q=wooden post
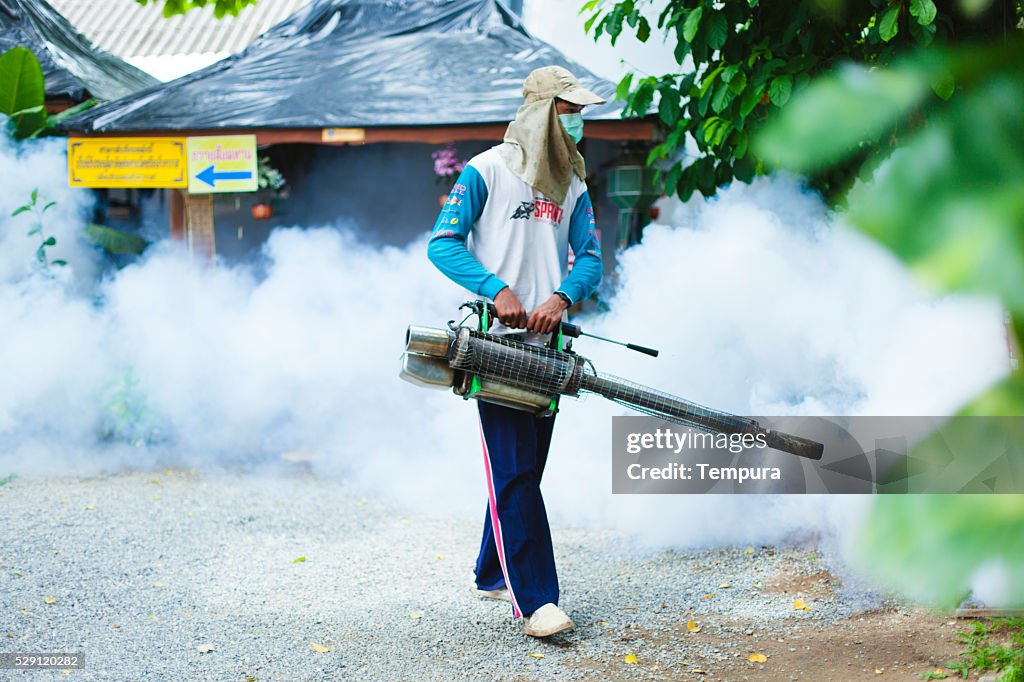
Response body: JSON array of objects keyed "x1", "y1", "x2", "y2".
[
  {"x1": 169, "y1": 189, "x2": 186, "y2": 241},
  {"x1": 184, "y1": 193, "x2": 216, "y2": 261}
]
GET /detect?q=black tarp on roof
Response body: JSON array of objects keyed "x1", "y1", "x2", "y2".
[
  {"x1": 0, "y1": 0, "x2": 158, "y2": 101},
  {"x1": 65, "y1": 0, "x2": 622, "y2": 132}
]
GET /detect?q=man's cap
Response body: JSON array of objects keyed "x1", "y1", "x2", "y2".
[{"x1": 522, "y1": 66, "x2": 606, "y2": 106}]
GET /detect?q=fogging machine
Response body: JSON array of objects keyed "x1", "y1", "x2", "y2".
[{"x1": 399, "y1": 300, "x2": 823, "y2": 460}]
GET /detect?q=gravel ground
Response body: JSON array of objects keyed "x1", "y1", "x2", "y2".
[{"x1": 0, "y1": 470, "x2": 896, "y2": 681}]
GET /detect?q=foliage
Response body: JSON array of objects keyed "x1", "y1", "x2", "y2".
[
  {"x1": 753, "y1": 23, "x2": 1024, "y2": 604},
  {"x1": 257, "y1": 156, "x2": 285, "y2": 192},
  {"x1": 85, "y1": 224, "x2": 150, "y2": 256},
  {"x1": 947, "y1": 618, "x2": 1024, "y2": 680},
  {"x1": 0, "y1": 47, "x2": 46, "y2": 139},
  {"x1": 100, "y1": 370, "x2": 161, "y2": 446},
  {"x1": 0, "y1": 473, "x2": 15, "y2": 486},
  {"x1": 583, "y1": 0, "x2": 1020, "y2": 201},
  {"x1": 11, "y1": 189, "x2": 65, "y2": 269},
  {"x1": 0, "y1": 47, "x2": 97, "y2": 140},
  {"x1": 133, "y1": 0, "x2": 256, "y2": 18}
]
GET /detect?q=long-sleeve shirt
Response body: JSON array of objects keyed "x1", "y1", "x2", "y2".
[{"x1": 427, "y1": 146, "x2": 602, "y2": 333}]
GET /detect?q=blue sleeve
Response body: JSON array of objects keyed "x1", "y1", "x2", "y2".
[
  {"x1": 426, "y1": 164, "x2": 507, "y2": 300},
  {"x1": 556, "y1": 191, "x2": 603, "y2": 304}
]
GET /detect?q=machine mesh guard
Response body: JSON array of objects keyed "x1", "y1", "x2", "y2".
[
  {"x1": 579, "y1": 368, "x2": 759, "y2": 435},
  {"x1": 449, "y1": 329, "x2": 583, "y2": 397}
]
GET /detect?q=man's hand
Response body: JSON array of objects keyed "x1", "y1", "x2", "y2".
[
  {"x1": 493, "y1": 287, "x2": 528, "y2": 329},
  {"x1": 527, "y1": 294, "x2": 569, "y2": 334}
]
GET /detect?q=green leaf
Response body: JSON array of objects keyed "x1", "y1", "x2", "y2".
[
  {"x1": 658, "y1": 89, "x2": 682, "y2": 126},
  {"x1": 584, "y1": 9, "x2": 603, "y2": 35},
  {"x1": 85, "y1": 224, "x2": 150, "y2": 256},
  {"x1": 42, "y1": 201, "x2": 56, "y2": 213},
  {"x1": 42, "y1": 236, "x2": 56, "y2": 247},
  {"x1": 663, "y1": 163, "x2": 683, "y2": 196},
  {"x1": 580, "y1": 0, "x2": 601, "y2": 14},
  {"x1": 768, "y1": 75, "x2": 792, "y2": 107},
  {"x1": 0, "y1": 47, "x2": 47, "y2": 139},
  {"x1": 909, "y1": 0, "x2": 937, "y2": 25},
  {"x1": 710, "y1": 80, "x2": 734, "y2": 113},
  {"x1": 703, "y1": 117, "x2": 721, "y2": 144},
  {"x1": 740, "y1": 83, "x2": 765, "y2": 116},
  {"x1": 879, "y1": 6, "x2": 900, "y2": 42},
  {"x1": 637, "y1": 16, "x2": 651, "y2": 42},
  {"x1": 931, "y1": 72, "x2": 955, "y2": 100},
  {"x1": 728, "y1": 70, "x2": 747, "y2": 95},
  {"x1": 51, "y1": 259, "x2": 67, "y2": 267},
  {"x1": 705, "y1": 11, "x2": 728, "y2": 50},
  {"x1": 615, "y1": 72, "x2": 634, "y2": 102},
  {"x1": 755, "y1": 62, "x2": 930, "y2": 173},
  {"x1": 10, "y1": 205, "x2": 30, "y2": 217},
  {"x1": 683, "y1": 6, "x2": 703, "y2": 43},
  {"x1": 858, "y1": 491, "x2": 1024, "y2": 608}
]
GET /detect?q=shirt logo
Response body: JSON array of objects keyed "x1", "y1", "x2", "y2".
[{"x1": 510, "y1": 201, "x2": 535, "y2": 220}]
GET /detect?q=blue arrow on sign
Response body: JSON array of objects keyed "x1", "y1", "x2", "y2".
[{"x1": 195, "y1": 165, "x2": 253, "y2": 188}]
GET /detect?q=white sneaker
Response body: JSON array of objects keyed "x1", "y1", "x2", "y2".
[
  {"x1": 473, "y1": 585, "x2": 511, "y2": 602},
  {"x1": 521, "y1": 603, "x2": 573, "y2": 637}
]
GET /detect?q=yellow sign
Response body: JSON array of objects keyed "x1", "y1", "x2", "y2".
[
  {"x1": 68, "y1": 137, "x2": 187, "y2": 188},
  {"x1": 186, "y1": 135, "x2": 258, "y2": 194},
  {"x1": 322, "y1": 127, "x2": 366, "y2": 143}
]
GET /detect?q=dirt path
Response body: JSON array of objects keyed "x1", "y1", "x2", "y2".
[{"x1": 0, "y1": 471, "x2": 970, "y2": 681}]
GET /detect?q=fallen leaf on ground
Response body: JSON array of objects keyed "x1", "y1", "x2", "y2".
[
  {"x1": 399, "y1": 519, "x2": 411, "y2": 526},
  {"x1": 623, "y1": 654, "x2": 638, "y2": 664},
  {"x1": 150, "y1": 479, "x2": 160, "y2": 484},
  {"x1": 310, "y1": 643, "x2": 330, "y2": 653},
  {"x1": 719, "y1": 583, "x2": 731, "y2": 588},
  {"x1": 245, "y1": 677, "x2": 258, "y2": 681},
  {"x1": 793, "y1": 599, "x2": 811, "y2": 611},
  {"x1": 435, "y1": 554, "x2": 444, "y2": 560},
  {"x1": 410, "y1": 611, "x2": 423, "y2": 620},
  {"x1": 528, "y1": 653, "x2": 544, "y2": 659},
  {"x1": 748, "y1": 653, "x2": 767, "y2": 663},
  {"x1": 687, "y1": 620, "x2": 701, "y2": 633},
  {"x1": 197, "y1": 644, "x2": 214, "y2": 653},
  {"x1": 874, "y1": 668, "x2": 883, "y2": 674},
  {"x1": 292, "y1": 557, "x2": 306, "y2": 563},
  {"x1": 744, "y1": 547, "x2": 755, "y2": 554},
  {"x1": 702, "y1": 593, "x2": 715, "y2": 599},
  {"x1": 84, "y1": 505, "x2": 95, "y2": 510},
  {"x1": 43, "y1": 596, "x2": 56, "y2": 604}
]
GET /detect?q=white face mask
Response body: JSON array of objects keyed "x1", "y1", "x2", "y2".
[{"x1": 558, "y1": 113, "x2": 584, "y2": 143}]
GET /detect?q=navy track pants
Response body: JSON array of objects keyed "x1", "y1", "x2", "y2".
[{"x1": 473, "y1": 400, "x2": 559, "y2": 618}]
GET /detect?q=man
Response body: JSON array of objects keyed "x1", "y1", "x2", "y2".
[{"x1": 427, "y1": 66, "x2": 604, "y2": 637}]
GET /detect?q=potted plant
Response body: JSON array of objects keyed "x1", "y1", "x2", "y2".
[{"x1": 252, "y1": 156, "x2": 286, "y2": 219}]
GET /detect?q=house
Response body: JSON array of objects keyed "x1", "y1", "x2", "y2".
[{"x1": 62, "y1": 0, "x2": 656, "y2": 262}]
